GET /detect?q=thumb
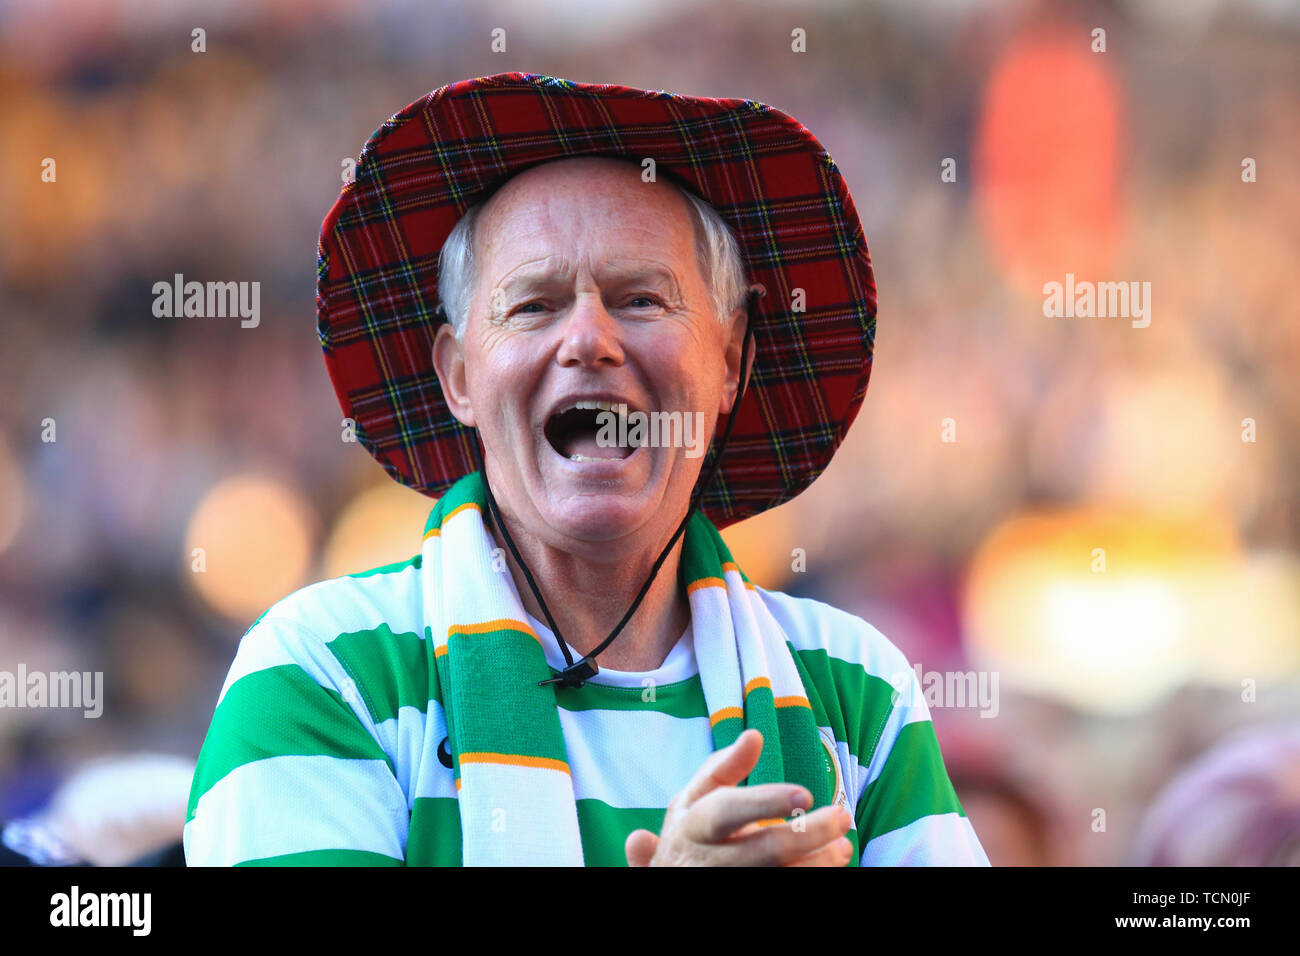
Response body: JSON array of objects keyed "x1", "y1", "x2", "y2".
[{"x1": 625, "y1": 829, "x2": 659, "y2": 867}]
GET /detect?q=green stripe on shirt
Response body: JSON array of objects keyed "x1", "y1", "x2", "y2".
[
  {"x1": 855, "y1": 718, "x2": 966, "y2": 843},
  {"x1": 186, "y1": 664, "x2": 390, "y2": 822},
  {"x1": 792, "y1": 645, "x2": 899, "y2": 767},
  {"x1": 554, "y1": 674, "x2": 707, "y2": 718},
  {"x1": 328, "y1": 624, "x2": 434, "y2": 724}
]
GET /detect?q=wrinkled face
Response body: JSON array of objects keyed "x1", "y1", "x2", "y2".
[{"x1": 432, "y1": 157, "x2": 745, "y2": 552}]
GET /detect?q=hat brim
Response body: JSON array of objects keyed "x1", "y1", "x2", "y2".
[{"x1": 317, "y1": 72, "x2": 877, "y2": 529}]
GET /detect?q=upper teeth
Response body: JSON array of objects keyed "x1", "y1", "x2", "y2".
[{"x1": 566, "y1": 400, "x2": 621, "y2": 413}]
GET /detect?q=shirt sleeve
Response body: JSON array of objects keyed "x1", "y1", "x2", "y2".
[
  {"x1": 854, "y1": 666, "x2": 990, "y2": 866},
  {"x1": 183, "y1": 614, "x2": 409, "y2": 866}
]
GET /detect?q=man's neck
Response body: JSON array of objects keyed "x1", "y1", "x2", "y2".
[{"x1": 488, "y1": 517, "x2": 691, "y2": 674}]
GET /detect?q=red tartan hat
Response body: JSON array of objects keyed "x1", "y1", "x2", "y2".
[{"x1": 316, "y1": 73, "x2": 877, "y2": 529}]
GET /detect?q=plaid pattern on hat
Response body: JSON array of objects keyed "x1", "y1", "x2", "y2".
[{"x1": 317, "y1": 72, "x2": 877, "y2": 529}]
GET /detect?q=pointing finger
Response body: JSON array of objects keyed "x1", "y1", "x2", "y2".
[{"x1": 676, "y1": 728, "x2": 764, "y2": 807}]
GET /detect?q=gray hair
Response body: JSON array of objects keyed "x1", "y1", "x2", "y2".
[{"x1": 437, "y1": 177, "x2": 748, "y2": 339}]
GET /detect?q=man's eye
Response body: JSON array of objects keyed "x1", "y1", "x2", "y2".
[
  {"x1": 515, "y1": 301, "x2": 546, "y2": 314},
  {"x1": 628, "y1": 295, "x2": 662, "y2": 308}
]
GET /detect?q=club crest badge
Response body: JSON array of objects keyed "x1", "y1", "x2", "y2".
[{"x1": 818, "y1": 726, "x2": 851, "y2": 817}]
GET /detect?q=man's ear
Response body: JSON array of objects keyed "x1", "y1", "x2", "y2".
[
  {"x1": 720, "y1": 298, "x2": 756, "y2": 416},
  {"x1": 432, "y1": 321, "x2": 477, "y2": 428}
]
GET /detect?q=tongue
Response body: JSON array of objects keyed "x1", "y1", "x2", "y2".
[{"x1": 562, "y1": 429, "x2": 626, "y2": 460}]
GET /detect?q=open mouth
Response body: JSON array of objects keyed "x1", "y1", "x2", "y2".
[{"x1": 544, "y1": 400, "x2": 640, "y2": 462}]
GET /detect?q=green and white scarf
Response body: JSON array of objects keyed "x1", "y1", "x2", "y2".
[{"x1": 422, "y1": 471, "x2": 833, "y2": 865}]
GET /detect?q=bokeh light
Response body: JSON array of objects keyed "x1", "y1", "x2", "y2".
[
  {"x1": 322, "y1": 481, "x2": 438, "y2": 580},
  {"x1": 964, "y1": 509, "x2": 1300, "y2": 713},
  {"x1": 182, "y1": 474, "x2": 316, "y2": 622},
  {"x1": 974, "y1": 23, "x2": 1124, "y2": 296}
]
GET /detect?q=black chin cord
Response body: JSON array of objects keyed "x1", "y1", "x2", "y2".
[{"x1": 468, "y1": 287, "x2": 761, "y2": 689}]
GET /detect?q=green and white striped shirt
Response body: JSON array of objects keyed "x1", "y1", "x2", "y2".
[{"x1": 184, "y1": 553, "x2": 989, "y2": 866}]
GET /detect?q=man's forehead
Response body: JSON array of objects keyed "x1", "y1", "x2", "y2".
[
  {"x1": 483, "y1": 156, "x2": 662, "y2": 209},
  {"x1": 480, "y1": 158, "x2": 691, "y2": 233},
  {"x1": 475, "y1": 160, "x2": 698, "y2": 282}
]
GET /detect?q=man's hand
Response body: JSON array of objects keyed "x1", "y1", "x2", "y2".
[{"x1": 624, "y1": 728, "x2": 854, "y2": 866}]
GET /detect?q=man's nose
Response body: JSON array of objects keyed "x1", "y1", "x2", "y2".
[{"x1": 555, "y1": 292, "x2": 624, "y2": 368}]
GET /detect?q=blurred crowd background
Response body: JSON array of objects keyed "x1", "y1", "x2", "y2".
[{"x1": 1, "y1": 0, "x2": 1298, "y2": 866}]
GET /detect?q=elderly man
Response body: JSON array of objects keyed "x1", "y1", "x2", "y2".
[{"x1": 184, "y1": 73, "x2": 989, "y2": 867}]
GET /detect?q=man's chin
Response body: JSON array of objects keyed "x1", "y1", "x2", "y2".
[
  {"x1": 538, "y1": 482, "x2": 668, "y2": 544},
  {"x1": 539, "y1": 491, "x2": 661, "y2": 545},
  {"x1": 524, "y1": 444, "x2": 687, "y2": 544}
]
